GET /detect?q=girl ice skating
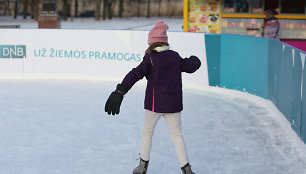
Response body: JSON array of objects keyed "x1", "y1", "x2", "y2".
[{"x1": 105, "y1": 20, "x2": 201, "y2": 174}]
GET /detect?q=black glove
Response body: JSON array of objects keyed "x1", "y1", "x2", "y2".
[
  {"x1": 105, "y1": 84, "x2": 128, "y2": 115},
  {"x1": 189, "y1": 55, "x2": 201, "y2": 67}
]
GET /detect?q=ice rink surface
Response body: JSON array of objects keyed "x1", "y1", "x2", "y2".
[
  {"x1": 1, "y1": 16, "x2": 306, "y2": 173},
  {"x1": 0, "y1": 80, "x2": 305, "y2": 174}
]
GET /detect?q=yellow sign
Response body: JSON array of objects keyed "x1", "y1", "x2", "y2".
[{"x1": 184, "y1": 0, "x2": 222, "y2": 33}]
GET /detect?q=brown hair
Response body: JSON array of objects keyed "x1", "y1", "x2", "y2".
[{"x1": 145, "y1": 42, "x2": 169, "y2": 55}]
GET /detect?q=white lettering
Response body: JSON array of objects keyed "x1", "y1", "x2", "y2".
[
  {"x1": 3, "y1": 48, "x2": 9, "y2": 56},
  {"x1": 17, "y1": 47, "x2": 24, "y2": 56},
  {"x1": 10, "y1": 47, "x2": 16, "y2": 57}
]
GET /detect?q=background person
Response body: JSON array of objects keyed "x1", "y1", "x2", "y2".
[{"x1": 262, "y1": 9, "x2": 280, "y2": 40}]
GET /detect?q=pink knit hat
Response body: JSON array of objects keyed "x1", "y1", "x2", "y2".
[{"x1": 148, "y1": 20, "x2": 169, "y2": 45}]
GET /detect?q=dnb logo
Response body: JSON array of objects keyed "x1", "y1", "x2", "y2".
[{"x1": 0, "y1": 45, "x2": 26, "y2": 58}]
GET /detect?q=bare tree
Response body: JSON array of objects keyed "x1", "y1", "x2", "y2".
[
  {"x1": 118, "y1": 0, "x2": 123, "y2": 17},
  {"x1": 23, "y1": 0, "x2": 26, "y2": 19},
  {"x1": 62, "y1": 0, "x2": 68, "y2": 20},
  {"x1": 137, "y1": 0, "x2": 140, "y2": 17},
  {"x1": 147, "y1": 0, "x2": 151, "y2": 18},
  {"x1": 95, "y1": 0, "x2": 101, "y2": 20},
  {"x1": 75, "y1": 0, "x2": 78, "y2": 17},
  {"x1": 158, "y1": 0, "x2": 162, "y2": 16},
  {"x1": 14, "y1": 0, "x2": 18, "y2": 18},
  {"x1": 23, "y1": 0, "x2": 30, "y2": 19},
  {"x1": 4, "y1": 0, "x2": 12, "y2": 16},
  {"x1": 108, "y1": 0, "x2": 114, "y2": 19},
  {"x1": 103, "y1": 0, "x2": 113, "y2": 20},
  {"x1": 102, "y1": 0, "x2": 107, "y2": 19},
  {"x1": 168, "y1": 0, "x2": 176, "y2": 17},
  {"x1": 30, "y1": 0, "x2": 38, "y2": 19}
]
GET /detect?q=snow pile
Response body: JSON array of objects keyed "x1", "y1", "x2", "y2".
[{"x1": 0, "y1": 17, "x2": 184, "y2": 31}]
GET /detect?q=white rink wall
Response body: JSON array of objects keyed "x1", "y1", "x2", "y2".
[{"x1": 0, "y1": 29, "x2": 208, "y2": 87}]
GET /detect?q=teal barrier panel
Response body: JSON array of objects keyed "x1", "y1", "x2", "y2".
[
  {"x1": 301, "y1": 52, "x2": 306, "y2": 141},
  {"x1": 205, "y1": 34, "x2": 306, "y2": 143},
  {"x1": 291, "y1": 48, "x2": 302, "y2": 136},
  {"x1": 219, "y1": 35, "x2": 268, "y2": 98},
  {"x1": 267, "y1": 40, "x2": 282, "y2": 104},
  {"x1": 269, "y1": 43, "x2": 301, "y2": 134},
  {"x1": 205, "y1": 34, "x2": 221, "y2": 86},
  {"x1": 276, "y1": 46, "x2": 294, "y2": 120},
  {"x1": 267, "y1": 40, "x2": 303, "y2": 137}
]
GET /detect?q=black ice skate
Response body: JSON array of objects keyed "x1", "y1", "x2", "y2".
[
  {"x1": 181, "y1": 163, "x2": 195, "y2": 174},
  {"x1": 133, "y1": 158, "x2": 149, "y2": 174}
]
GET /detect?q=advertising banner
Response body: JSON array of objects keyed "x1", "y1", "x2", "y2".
[
  {"x1": 0, "y1": 29, "x2": 208, "y2": 87},
  {"x1": 184, "y1": 0, "x2": 222, "y2": 33}
]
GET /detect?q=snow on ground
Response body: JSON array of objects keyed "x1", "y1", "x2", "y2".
[
  {"x1": 0, "y1": 80, "x2": 305, "y2": 174},
  {"x1": 0, "y1": 16, "x2": 184, "y2": 31}
]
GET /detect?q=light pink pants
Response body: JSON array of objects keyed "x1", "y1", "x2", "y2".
[{"x1": 140, "y1": 109, "x2": 189, "y2": 167}]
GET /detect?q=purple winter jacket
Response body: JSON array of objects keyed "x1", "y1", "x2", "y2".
[{"x1": 121, "y1": 50, "x2": 201, "y2": 113}]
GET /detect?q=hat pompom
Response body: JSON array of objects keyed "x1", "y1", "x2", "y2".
[
  {"x1": 154, "y1": 20, "x2": 169, "y2": 30},
  {"x1": 155, "y1": 20, "x2": 164, "y2": 25}
]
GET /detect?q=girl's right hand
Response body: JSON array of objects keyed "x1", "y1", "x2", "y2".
[{"x1": 104, "y1": 84, "x2": 127, "y2": 115}]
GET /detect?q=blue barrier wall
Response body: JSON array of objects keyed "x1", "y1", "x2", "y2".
[
  {"x1": 267, "y1": 41, "x2": 303, "y2": 136},
  {"x1": 205, "y1": 34, "x2": 221, "y2": 87},
  {"x1": 205, "y1": 34, "x2": 306, "y2": 143},
  {"x1": 220, "y1": 35, "x2": 268, "y2": 97}
]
